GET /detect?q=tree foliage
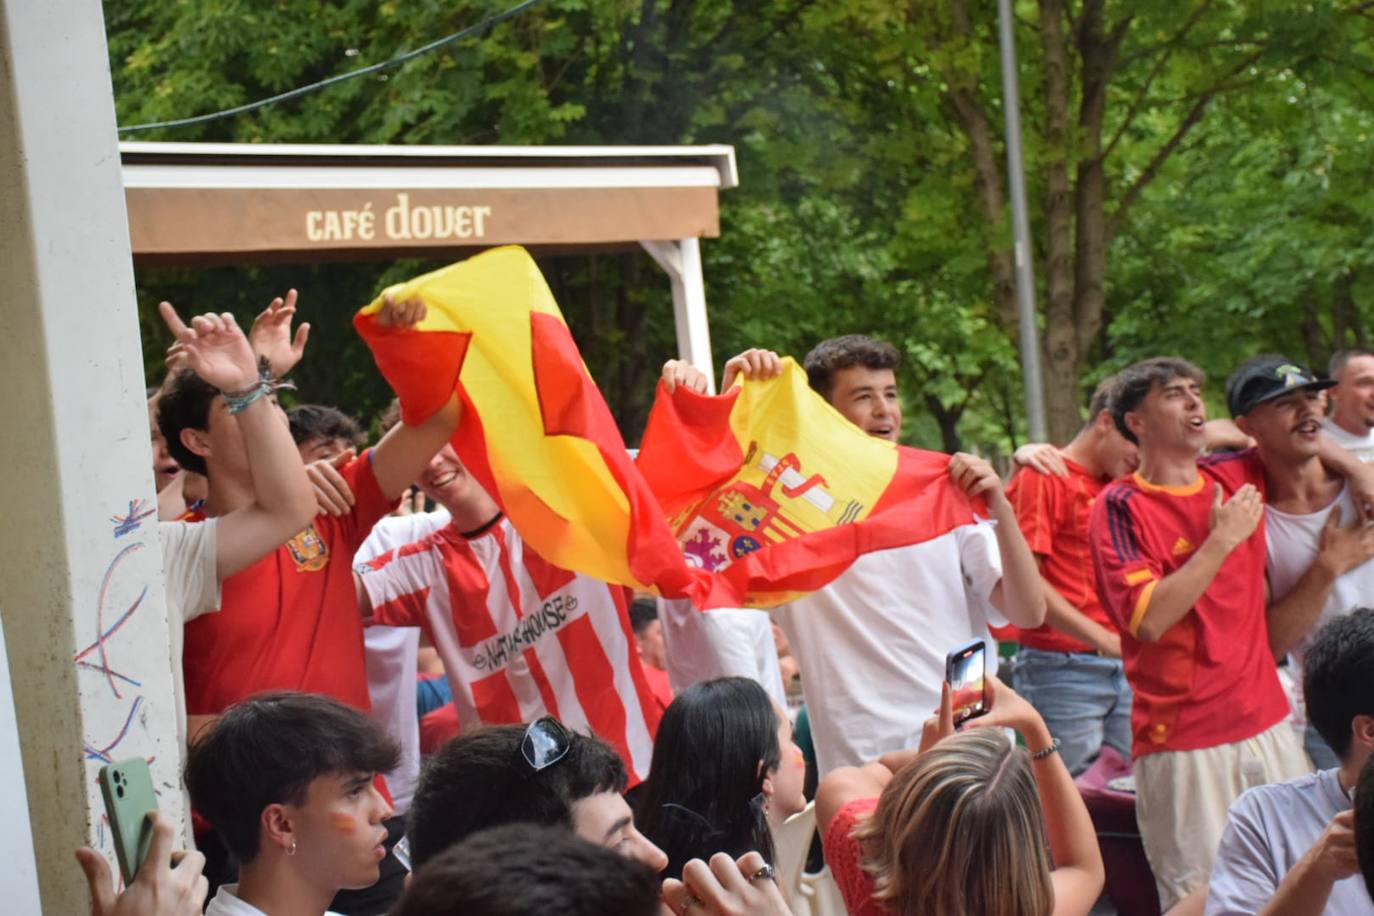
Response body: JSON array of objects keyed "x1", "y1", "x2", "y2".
[{"x1": 107, "y1": 0, "x2": 1374, "y2": 451}]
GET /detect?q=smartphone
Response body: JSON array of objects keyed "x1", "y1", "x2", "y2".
[
  {"x1": 944, "y1": 639, "x2": 989, "y2": 725},
  {"x1": 98, "y1": 758, "x2": 158, "y2": 885}
]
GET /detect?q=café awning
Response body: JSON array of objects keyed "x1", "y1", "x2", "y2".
[{"x1": 120, "y1": 142, "x2": 738, "y2": 388}]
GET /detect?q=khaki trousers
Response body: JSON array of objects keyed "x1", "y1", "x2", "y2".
[{"x1": 1134, "y1": 721, "x2": 1311, "y2": 911}]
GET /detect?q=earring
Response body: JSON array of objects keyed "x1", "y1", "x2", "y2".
[{"x1": 287, "y1": 840, "x2": 297, "y2": 857}]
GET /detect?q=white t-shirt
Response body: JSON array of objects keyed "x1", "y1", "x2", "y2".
[
  {"x1": 354, "y1": 510, "x2": 450, "y2": 816},
  {"x1": 771, "y1": 523, "x2": 1005, "y2": 776},
  {"x1": 1265, "y1": 486, "x2": 1374, "y2": 717},
  {"x1": 1206, "y1": 768, "x2": 1369, "y2": 915},
  {"x1": 206, "y1": 883, "x2": 343, "y2": 916},
  {"x1": 159, "y1": 518, "x2": 220, "y2": 752},
  {"x1": 1322, "y1": 418, "x2": 1374, "y2": 463},
  {"x1": 160, "y1": 518, "x2": 221, "y2": 845},
  {"x1": 656, "y1": 599, "x2": 787, "y2": 706}
]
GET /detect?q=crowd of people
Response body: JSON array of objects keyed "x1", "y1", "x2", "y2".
[{"x1": 73, "y1": 288, "x2": 1374, "y2": 916}]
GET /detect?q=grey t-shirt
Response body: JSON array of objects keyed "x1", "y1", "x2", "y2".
[{"x1": 1206, "y1": 768, "x2": 1373, "y2": 915}]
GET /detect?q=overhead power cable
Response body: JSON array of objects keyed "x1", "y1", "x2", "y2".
[{"x1": 117, "y1": 0, "x2": 548, "y2": 135}]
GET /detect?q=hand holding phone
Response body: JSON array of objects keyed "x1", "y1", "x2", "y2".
[
  {"x1": 98, "y1": 758, "x2": 158, "y2": 885},
  {"x1": 75, "y1": 811, "x2": 207, "y2": 916},
  {"x1": 944, "y1": 639, "x2": 989, "y2": 725}
]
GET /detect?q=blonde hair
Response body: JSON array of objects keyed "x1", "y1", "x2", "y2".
[{"x1": 851, "y1": 730, "x2": 1053, "y2": 916}]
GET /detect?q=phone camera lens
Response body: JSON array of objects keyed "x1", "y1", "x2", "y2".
[{"x1": 115, "y1": 785, "x2": 125, "y2": 798}]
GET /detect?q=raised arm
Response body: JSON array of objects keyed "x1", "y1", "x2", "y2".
[
  {"x1": 1133, "y1": 484, "x2": 1261, "y2": 642},
  {"x1": 1266, "y1": 505, "x2": 1374, "y2": 658},
  {"x1": 948, "y1": 453, "x2": 1046, "y2": 628},
  {"x1": 365, "y1": 296, "x2": 463, "y2": 501},
  {"x1": 966, "y1": 677, "x2": 1104, "y2": 916},
  {"x1": 659, "y1": 348, "x2": 783, "y2": 396},
  {"x1": 247, "y1": 288, "x2": 311, "y2": 378},
  {"x1": 159, "y1": 303, "x2": 315, "y2": 579}
]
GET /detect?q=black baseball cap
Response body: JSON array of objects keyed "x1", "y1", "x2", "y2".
[{"x1": 1226, "y1": 355, "x2": 1335, "y2": 418}]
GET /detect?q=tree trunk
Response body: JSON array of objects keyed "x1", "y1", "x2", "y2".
[
  {"x1": 925, "y1": 393, "x2": 965, "y2": 453},
  {"x1": 1039, "y1": 0, "x2": 1080, "y2": 442}
]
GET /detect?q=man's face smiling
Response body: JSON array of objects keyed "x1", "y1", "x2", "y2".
[
  {"x1": 827, "y1": 366, "x2": 903, "y2": 442},
  {"x1": 1241, "y1": 388, "x2": 1325, "y2": 461},
  {"x1": 1331, "y1": 354, "x2": 1374, "y2": 432}
]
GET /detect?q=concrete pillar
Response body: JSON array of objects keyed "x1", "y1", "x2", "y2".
[
  {"x1": 0, "y1": 0, "x2": 182, "y2": 910},
  {"x1": 640, "y1": 237, "x2": 717, "y2": 393}
]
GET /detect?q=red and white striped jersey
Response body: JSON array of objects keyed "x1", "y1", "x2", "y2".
[{"x1": 358, "y1": 516, "x2": 659, "y2": 782}]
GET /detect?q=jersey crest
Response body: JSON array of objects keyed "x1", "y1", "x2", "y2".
[{"x1": 286, "y1": 524, "x2": 330, "y2": 572}]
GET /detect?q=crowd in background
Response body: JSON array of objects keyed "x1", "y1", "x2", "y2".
[{"x1": 74, "y1": 291, "x2": 1374, "y2": 916}]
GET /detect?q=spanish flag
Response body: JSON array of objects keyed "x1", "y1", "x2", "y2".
[
  {"x1": 637, "y1": 360, "x2": 986, "y2": 606},
  {"x1": 355, "y1": 246, "x2": 981, "y2": 609}
]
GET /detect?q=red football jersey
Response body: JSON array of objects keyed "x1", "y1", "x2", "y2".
[
  {"x1": 1005, "y1": 458, "x2": 1119, "y2": 653},
  {"x1": 1089, "y1": 450, "x2": 1286, "y2": 757},
  {"x1": 182, "y1": 453, "x2": 393, "y2": 717}
]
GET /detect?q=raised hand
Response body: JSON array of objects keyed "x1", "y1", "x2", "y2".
[
  {"x1": 661, "y1": 359, "x2": 710, "y2": 395},
  {"x1": 75, "y1": 812, "x2": 208, "y2": 916},
  {"x1": 721, "y1": 348, "x2": 783, "y2": 391},
  {"x1": 918, "y1": 680, "x2": 957, "y2": 753},
  {"x1": 248, "y1": 289, "x2": 310, "y2": 377},
  {"x1": 376, "y1": 294, "x2": 427, "y2": 328},
  {"x1": 158, "y1": 303, "x2": 259, "y2": 393},
  {"x1": 948, "y1": 452, "x2": 1006, "y2": 503},
  {"x1": 964, "y1": 675, "x2": 1051, "y2": 749},
  {"x1": 1208, "y1": 483, "x2": 1263, "y2": 553}
]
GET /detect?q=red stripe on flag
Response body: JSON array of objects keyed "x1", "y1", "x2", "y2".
[
  {"x1": 527, "y1": 312, "x2": 701, "y2": 596},
  {"x1": 636, "y1": 384, "x2": 747, "y2": 519},
  {"x1": 352, "y1": 316, "x2": 470, "y2": 426}
]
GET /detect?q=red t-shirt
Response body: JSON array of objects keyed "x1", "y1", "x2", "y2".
[
  {"x1": 182, "y1": 453, "x2": 394, "y2": 717},
  {"x1": 824, "y1": 797, "x2": 888, "y2": 916},
  {"x1": 1089, "y1": 450, "x2": 1286, "y2": 758},
  {"x1": 1005, "y1": 459, "x2": 1119, "y2": 653}
]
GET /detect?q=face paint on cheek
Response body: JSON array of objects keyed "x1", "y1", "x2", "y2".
[{"x1": 329, "y1": 813, "x2": 360, "y2": 835}]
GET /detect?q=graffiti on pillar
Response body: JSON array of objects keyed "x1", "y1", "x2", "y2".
[
  {"x1": 110, "y1": 499, "x2": 156, "y2": 539},
  {"x1": 74, "y1": 541, "x2": 149, "y2": 698},
  {"x1": 76, "y1": 501, "x2": 169, "y2": 853}
]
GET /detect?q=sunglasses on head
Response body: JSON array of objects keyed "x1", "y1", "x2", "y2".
[{"x1": 519, "y1": 716, "x2": 573, "y2": 775}]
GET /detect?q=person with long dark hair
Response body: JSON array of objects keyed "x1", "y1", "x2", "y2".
[{"x1": 634, "y1": 677, "x2": 807, "y2": 880}]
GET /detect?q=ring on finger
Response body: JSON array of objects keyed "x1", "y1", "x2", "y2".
[{"x1": 749, "y1": 863, "x2": 776, "y2": 883}]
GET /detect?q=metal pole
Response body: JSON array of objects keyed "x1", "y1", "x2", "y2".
[{"x1": 997, "y1": 0, "x2": 1049, "y2": 441}]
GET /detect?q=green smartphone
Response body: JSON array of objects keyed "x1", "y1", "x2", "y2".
[{"x1": 97, "y1": 758, "x2": 158, "y2": 885}]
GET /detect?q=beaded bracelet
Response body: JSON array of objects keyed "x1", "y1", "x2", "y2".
[
  {"x1": 223, "y1": 380, "x2": 272, "y2": 415},
  {"x1": 222, "y1": 369, "x2": 295, "y2": 416},
  {"x1": 1030, "y1": 736, "x2": 1062, "y2": 761}
]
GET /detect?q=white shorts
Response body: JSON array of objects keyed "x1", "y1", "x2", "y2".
[{"x1": 1134, "y1": 720, "x2": 1311, "y2": 910}]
